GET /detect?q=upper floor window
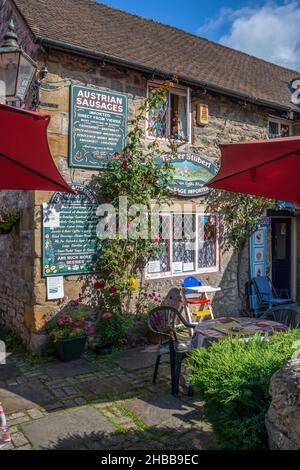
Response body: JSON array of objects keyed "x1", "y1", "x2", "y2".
[
  {"x1": 147, "y1": 81, "x2": 191, "y2": 142},
  {"x1": 268, "y1": 119, "x2": 291, "y2": 139}
]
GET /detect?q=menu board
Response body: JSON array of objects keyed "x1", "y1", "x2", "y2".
[
  {"x1": 42, "y1": 184, "x2": 100, "y2": 277},
  {"x1": 69, "y1": 85, "x2": 128, "y2": 169}
]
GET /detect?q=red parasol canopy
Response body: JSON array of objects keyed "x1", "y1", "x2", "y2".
[
  {"x1": 208, "y1": 136, "x2": 300, "y2": 204},
  {"x1": 0, "y1": 104, "x2": 74, "y2": 193}
]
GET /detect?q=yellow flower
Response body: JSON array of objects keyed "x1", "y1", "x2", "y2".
[{"x1": 129, "y1": 276, "x2": 138, "y2": 290}]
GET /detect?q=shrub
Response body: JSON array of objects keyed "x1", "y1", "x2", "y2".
[
  {"x1": 187, "y1": 330, "x2": 300, "y2": 450},
  {"x1": 96, "y1": 309, "x2": 134, "y2": 348}
]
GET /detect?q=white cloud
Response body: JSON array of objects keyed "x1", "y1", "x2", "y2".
[{"x1": 198, "y1": 2, "x2": 300, "y2": 71}]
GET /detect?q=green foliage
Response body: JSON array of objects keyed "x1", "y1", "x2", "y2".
[
  {"x1": 95, "y1": 82, "x2": 181, "y2": 314},
  {"x1": 206, "y1": 190, "x2": 276, "y2": 250},
  {"x1": 96, "y1": 309, "x2": 134, "y2": 348},
  {"x1": 187, "y1": 330, "x2": 300, "y2": 450},
  {"x1": 0, "y1": 206, "x2": 19, "y2": 231}
]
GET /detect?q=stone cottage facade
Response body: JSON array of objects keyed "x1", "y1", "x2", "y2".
[{"x1": 1, "y1": 0, "x2": 300, "y2": 350}]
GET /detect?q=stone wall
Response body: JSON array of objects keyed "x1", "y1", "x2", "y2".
[
  {"x1": 266, "y1": 359, "x2": 300, "y2": 450},
  {"x1": 0, "y1": 10, "x2": 297, "y2": 347},
  {"x1": 0, "y1": 190, "x2": 34, "y2": 344}
]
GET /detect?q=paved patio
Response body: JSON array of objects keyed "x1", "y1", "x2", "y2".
[{"x1": 0, "y1": 345, "x2": 217, "y2": 450}]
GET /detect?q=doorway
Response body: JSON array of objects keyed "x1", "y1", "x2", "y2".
[{"x1": 271, "y1": 218, "x2": 291, "y2": 295}]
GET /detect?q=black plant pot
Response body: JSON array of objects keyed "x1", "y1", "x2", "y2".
[
  {"x1": 0, "y1": 226, "x2": 13, "y2": 235},
  {"x1": 94, "y1": 343, "x2": 113, "y2": 355},
  {"x1": 54, "y1": 336, "x2": 87, "y2": 362}
]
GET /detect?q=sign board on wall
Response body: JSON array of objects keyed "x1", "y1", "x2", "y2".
[
  {"x1": 156, "y1": 152, "x2": 218, "y2": 197},
  {"x1": 42, "y1": 184, "x2": 100, "y2": 277},
  {"x1": 250, "y1": 226, "x2": 267, "y2": 278},
  {"x1": 69, "y1": 85, "x2": 128, "y2": 169}
]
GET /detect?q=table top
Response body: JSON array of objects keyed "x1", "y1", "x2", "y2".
[
  {"x1": 187, "y1": 286, "x2": 221, "y2": 293},
  {"x1": 191, "y1": 316, "x2": 288, "y2": 349}
]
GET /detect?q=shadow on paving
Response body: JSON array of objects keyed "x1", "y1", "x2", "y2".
[
  {"x1": 37, "y1": 426, "x2": 218, "y2": 450},
  {"x1": 0, "y1": 346, "x2": 173, "y2": 414}
]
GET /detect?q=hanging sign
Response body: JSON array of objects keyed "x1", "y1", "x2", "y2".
[
  {"x1": 156, "y1": 152, "x2": 218, "y2": 197},
  {"x1": 69, "y1": 84, "x2": 128, "y2": 169},
  {"x1": 250, "y1": 226, "x2": 267, "y2": 278},
  {"x1": 42, "y1": 183, "x2": 100, "y2": 277}
]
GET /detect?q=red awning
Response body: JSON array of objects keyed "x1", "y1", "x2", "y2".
[
  {"x1": 0, "y1": 104, "x2": 74, "y2": 193},
  {"x1": 208, "y1": 136, "x2": 300, "y2": 204}
]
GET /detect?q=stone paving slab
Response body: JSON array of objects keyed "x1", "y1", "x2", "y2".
[
  {"x1": 124, "y1": 395, "x2": 205, "y2": 429},
  {"x1": 114, "y1": 345, "x2": 168, "y2": 370},
  {"x1": 0, "y1": 364, "x2": 20, "y2": 380},
  {"x1": 42, "y1": 359, "x2": 97, "y2": 378},
  {"x1": 20, "y1": 406, "x2": 116, "y2": 449},
  {"x1": 77, "y1": 376, "x2": 132, "y2": 397},
  {"x1": 1, "y1": 380, "x2": 55, "y2": 412}
]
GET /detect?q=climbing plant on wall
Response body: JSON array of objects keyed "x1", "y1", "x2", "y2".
[{"x1": 94, "y1": 81, "x2": 182, "y2": 315}]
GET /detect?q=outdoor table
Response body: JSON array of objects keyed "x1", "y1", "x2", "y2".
[
  {"x1": 187, "y1": 286, "x2": 221, "y2": 294},
  {"x1": 191, "y1": 317, "x2": 288, "y2": 349}
]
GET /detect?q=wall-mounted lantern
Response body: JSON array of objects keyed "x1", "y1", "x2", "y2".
[{"x1": 0, "y1": 19, "x2": 37, "y2": 102}]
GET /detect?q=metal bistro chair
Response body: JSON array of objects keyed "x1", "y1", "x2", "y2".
[
  {"x1": 148, "y1": 306, "x2": 196, "y2": 395},
  {"x1": 252, "y1": 276, "x2": 292, "y2": 313},
  {"x1": 181, "y1": 276, "x2": 214, "y2": 326},
  {"x1": 262, "y1": 305, "x2": 300, "y2": 329}
]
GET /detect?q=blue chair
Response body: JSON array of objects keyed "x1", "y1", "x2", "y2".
[
  {"x1": 182, "y1": 276, "x2": 202, "y2": 294},
  {"x1": 252, "y1": 276, "x2": 292, "y2": 312}
]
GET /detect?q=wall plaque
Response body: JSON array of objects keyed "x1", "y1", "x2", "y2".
[
  {"x1": 42, "y1": 183, "x2": 100, "y2": 277},
  {"x1": 156, "y1": 152, "x2": 218, "y2": 197},
  {"x1": 69, "y1": 85, "x2": 128, "y2": 169}
]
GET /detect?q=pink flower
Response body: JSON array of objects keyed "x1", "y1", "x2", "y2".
[
  {"x1": 103, "y1": 312, "x2": 113, "y2": 319},
  {"x1": 94, "y1": 281, "x2": 105, "y2": 289},
  {"x1": 109, "y1": 286, "x2": 117, "y2": 294}
]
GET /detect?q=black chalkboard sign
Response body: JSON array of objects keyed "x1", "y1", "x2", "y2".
[
  {"x1": 42, "y1": 184, "x2": 100, "y2": 276},
  {"x1": 69, "y1": 85, "x2": 128, "y2": 169}
]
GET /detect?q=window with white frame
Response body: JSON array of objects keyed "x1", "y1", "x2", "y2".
[
  {"x1": 147, "y1": 213, "x2": 218, "y2": 279},
  {"x1": 268, "y1": 118, "x2": 291, "y2": 139},
  {"x1": 147, "y1": 82, "x2": 190, "y2": 141}
]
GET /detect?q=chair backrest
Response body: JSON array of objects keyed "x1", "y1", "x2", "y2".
[
  {"x1": 253, "y1": 276, "x2": 274, "y2": 302},
  {"x1": 182, "y1": 276, "x2": 202, "y2": 295},
  {"x1": 268, "y1": 308, "x2": 300, "y2": 329},
  {"x1": 163, "y1": 288, "x2": 181, "y2": 310},
  {"x1": 147, "y1": 306, "x2": 194, "y2": 341}
]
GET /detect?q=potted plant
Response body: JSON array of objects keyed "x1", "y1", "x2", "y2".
[
  {"x1": 48, "y1": 299, "x2": 94, "y2": 361},
  {"x1": 0, "y1": 206, "x2": 19, "y2": 234},
  {"x1": 95, "y1": 308, "x2": 133, "y2": 353}
]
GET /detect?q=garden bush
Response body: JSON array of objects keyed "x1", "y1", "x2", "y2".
[{"x1": 187, "y1": 330, "x2": 300, "y2": 450}]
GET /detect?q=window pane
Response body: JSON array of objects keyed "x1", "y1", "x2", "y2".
[
  {"x1": 280, "y1": 124, "x2": 290, "y2": 137},
  {"x1": 198, "y1": 215, "x2": 217, "y2": 268},
  {"x1": 173, "y1": 214, "x2": 195, "y2": 271},
  {"x1": 268, "y1": 121, "x2": 279, "y2": 138},
  {"x1": 148, "y1": 89, "x2": 167, "y2": 138},
  {"x1": 148, "y1": 215, "x2": 170, "y2": 273},
  {"x1": 170, "y1": 93, "x2": 187, "y2": 140},
  {"x1": 273, "y1": 223, "x2": 287, "y2": 260}
]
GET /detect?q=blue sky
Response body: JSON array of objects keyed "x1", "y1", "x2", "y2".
[{"x1": 100, "y1": 1, "x2": 300, "y2": 70}]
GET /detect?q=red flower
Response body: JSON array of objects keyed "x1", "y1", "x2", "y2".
[
  {"x1": 94, "y1": 281, "x2": 105, "y2": 289},
  {"x1": 121, "y1": 162, "x2": 128, "y2": 170},
  {"x1": 103, "y1": 312, "x2": 113, "y2": 319},
  {"x1": 109, "y1": 286, "x2": 117, "y2": 294},
  {"x1": 114, "y1": 152, "x2": 120, "y2": 158}
]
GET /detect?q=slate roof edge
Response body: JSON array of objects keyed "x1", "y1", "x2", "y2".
[{"x1": 35, "y1": 35, "x2": 297, "y2": 114}]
